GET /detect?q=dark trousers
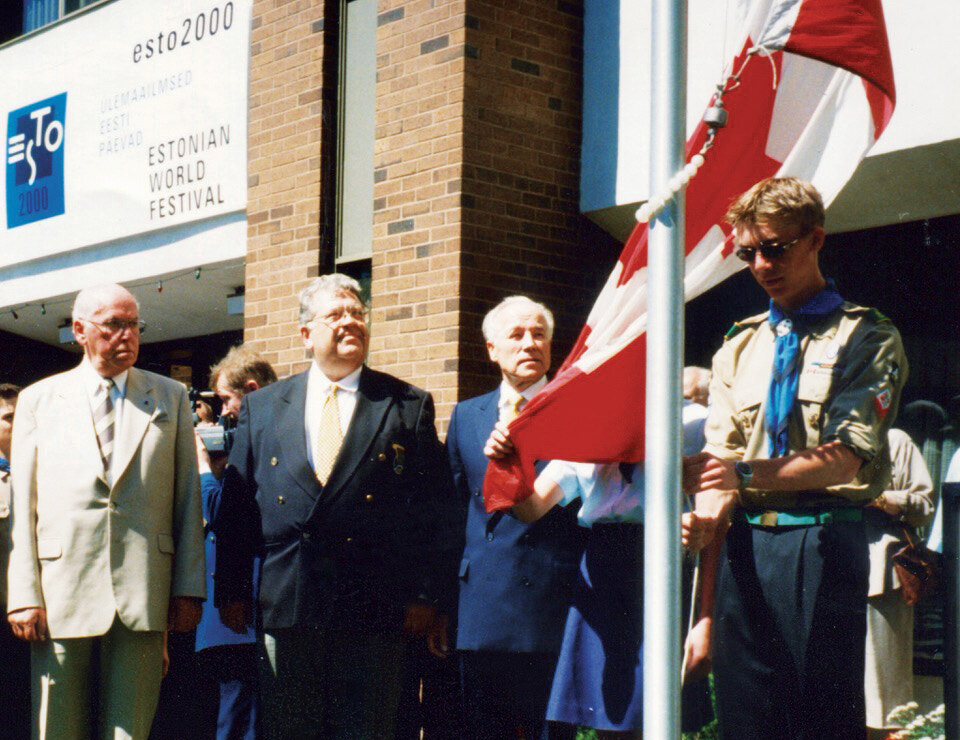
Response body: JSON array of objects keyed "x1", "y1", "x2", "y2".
[
  {"x1": 395, "y1": 637, "x2": 463, "y2": 740},
  {"x1": 713, "y1": 517, "x2": 868, "y2": 740},
  {"x1": 0, "y1": 616, "x2": 31, "y2": 740},
  {"x1": 259, "y1": 625, "x2": 404, "y2": 740},
  {"x1": 460, "y1": 650, "x2": 573, "y2": 740}
]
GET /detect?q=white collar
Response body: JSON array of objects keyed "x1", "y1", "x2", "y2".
[
  {"x1": 80, "y1": 357, "x2": 129, "y2": 395},
  {"x1": 309, "y1": 362, "x2": 362, "y2": 394},
  {"x1": 499, "y1": 375, "x2": 547, "y2": 404}
]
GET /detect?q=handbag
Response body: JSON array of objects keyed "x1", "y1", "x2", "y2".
[{"x1": 891, "y1": 525, "x2": 942, "y2": 606}]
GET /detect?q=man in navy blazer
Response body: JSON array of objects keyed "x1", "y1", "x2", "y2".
[
  {"x1": 214, "y1": 275, "x2": 455, "y2": 740},
  {"x1": 447, "y1": 296, "x2": 584, "y2": 740}
]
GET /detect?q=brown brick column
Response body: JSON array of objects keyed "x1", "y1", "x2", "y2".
[
  {"x1": 371, "y1": 0, "x2": 618, "y2": 427},
  {"x1": 370, "y1": 0, "x2": 469, "y2": 424},
  {"x1": 244, "y1": 0, "x2": 338, "y2": 378}
]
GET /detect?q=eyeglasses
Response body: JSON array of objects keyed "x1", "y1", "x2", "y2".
[
  {"x1": 734, "y1": 232, "x2": 809, "y2": 263},
  {"x1": 317, "y1": 307, "x2": 368, "y2": 327},
  {"x1": 82, "y1": 318, "x2": 146, "y2": 335}
]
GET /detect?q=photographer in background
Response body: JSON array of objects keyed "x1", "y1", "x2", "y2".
[{"x1": 196, "y1": 346, "x2": 277, "y2": 740}]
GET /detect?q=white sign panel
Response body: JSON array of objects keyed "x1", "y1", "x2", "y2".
[{"x1": 0, "y1": 0, "x2": 251, "y2": 268}]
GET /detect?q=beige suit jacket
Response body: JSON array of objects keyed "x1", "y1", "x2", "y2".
[{"x1": 6, "y1": 365, "x2": 205, "y2": 638}]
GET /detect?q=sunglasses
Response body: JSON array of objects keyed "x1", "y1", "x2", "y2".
[{"x1": 734, "y1": 232, "x2": 808, "y2": 263}]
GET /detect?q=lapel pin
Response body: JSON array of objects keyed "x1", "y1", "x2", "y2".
[{"x1": 391, "y1": 443, "x2": 405, "y2": 475}]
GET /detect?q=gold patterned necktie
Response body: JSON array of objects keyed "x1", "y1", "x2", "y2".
[
  {"x1": 93, "y1": 378, "x2": 116, "y2": 474},
  {"x1": 500, "y1": 391, "x2": 525, "y2": 423},
  {"x1": 313, "y1": 384, "x2": 343, "y2": 484}
]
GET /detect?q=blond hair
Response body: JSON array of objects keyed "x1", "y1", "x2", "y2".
[{"x1": 725, "y1": 177, "x2": 825, "y2": 234}]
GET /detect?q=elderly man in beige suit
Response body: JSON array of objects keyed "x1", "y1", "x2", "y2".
[{"x1": 7, "y1": 283, "x2": 205, "y2": 740}]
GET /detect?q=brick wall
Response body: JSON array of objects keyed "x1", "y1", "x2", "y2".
[
  {"x1": 457, "y1": 0, "x2": 619, "y2": 398},
  {"x1": 244, "y1": 0, "x2": 619, "y2": 424},
  {"x1": 370, "y1": 0, "x2": 619, "y2": 427},
  {"x1": 369, "y1": 0, "x2": 469, "y2": 425},
  {"x1": 244, "y1": 0, "x2": 338, "y2": 379}
]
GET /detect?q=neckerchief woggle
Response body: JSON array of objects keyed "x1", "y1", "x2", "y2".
[{"x1": 766, "y1": 281, "x2": 843, "y2": 457}]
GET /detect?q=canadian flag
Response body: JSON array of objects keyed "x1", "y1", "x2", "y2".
[{"x1": 484, "y1": 0, "x2": 896, "y2": 512}]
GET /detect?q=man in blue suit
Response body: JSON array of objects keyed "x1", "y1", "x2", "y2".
[
  {"x1": 214, "y1": 275, "x2": 455, "y2": 740},
  {"x1": 447, "y1": 296, "x2": 584, "y2": 740},
  {"x1": 194, "y1": 346, "x2": 277, "y2": 740}
]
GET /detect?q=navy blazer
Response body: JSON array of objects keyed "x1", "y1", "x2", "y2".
[
  {"x1": 448, "y1": 389, "x2": 584, "y2": 654},
  {"x1": 214, "y1": 366, "x2": 456, "y2": 633}
]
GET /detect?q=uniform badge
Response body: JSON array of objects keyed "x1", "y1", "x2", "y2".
[
  {"x1": 874, "y1": 389, "x2": 892, "y2": 419},
  {"x1": 391, "y1": 443, "x2": 405, "y2": 475},
  {"x1": 776, "y1": 318, "x2": 793, "y2": 337}
]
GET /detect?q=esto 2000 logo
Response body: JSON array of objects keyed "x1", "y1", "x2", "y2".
[{"x1": 6, "y1": 93, "x2": 67, "y2": 229}]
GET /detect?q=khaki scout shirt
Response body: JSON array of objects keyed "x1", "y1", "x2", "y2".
[{"x1": 703, "y1": 302, "x2": 907, "y2": 510}]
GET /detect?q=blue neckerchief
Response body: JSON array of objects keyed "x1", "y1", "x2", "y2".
[
  {"x1": 0, "y1": 457, "x2": 9, "y2": 473},
  {"x1": 765, "y1": 282, "x2": 844, "y2": 457}
]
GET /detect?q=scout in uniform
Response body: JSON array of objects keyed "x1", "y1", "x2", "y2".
[{"x1": 681, "y1": 177, "x2": 907, "y2": 740}]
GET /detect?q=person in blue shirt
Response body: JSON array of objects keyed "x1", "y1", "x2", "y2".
[
  {"x1": 511, "y1": 401, "x2": 708, "y2": 737},
  {"x1": 196, "y1": 346, "x2": 277, "y2": 740}
]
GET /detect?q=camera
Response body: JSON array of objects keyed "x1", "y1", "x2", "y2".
[{"x1": 196, "y1": 415, "x2": 236, "y2": 455}]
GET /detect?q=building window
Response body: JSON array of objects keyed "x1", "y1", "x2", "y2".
[
  {"x1": 19, "y1": 0, "x2": 101, "y2": 36},
  {"x1": 335, "y1": 0, "x2": 376, "y2": 265}
]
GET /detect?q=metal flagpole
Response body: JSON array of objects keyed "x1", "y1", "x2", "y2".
[{"x1": 643, "y1": 0, "x2": 687, "y2": 737}]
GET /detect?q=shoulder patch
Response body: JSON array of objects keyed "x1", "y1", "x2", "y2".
[
  {"x1": 724, "y1": 322, "x2": 744, "y2": 341},
  {"x1": 865, "y1": 308, "x2": 891, "y2": 324}
]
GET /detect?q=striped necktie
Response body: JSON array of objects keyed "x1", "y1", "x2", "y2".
[
  {"x1": 313, "y1": 384, "x2": 343, "y2": 485},
  {"x1": 93, "y1": 378, "x2": 116, "y2": 474}
]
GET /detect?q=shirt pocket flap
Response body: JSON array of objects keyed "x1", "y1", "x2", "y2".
[
  {"x1": 734, "y1": 385, "x2": 764, "y2": 414},
  {"x1": 37, "y1": 538, "x2": 62, "y2": 560},
  {"x1": 158, "y1": 533, "x2": 176, "y2": 554},
  {"x1": 797, "y1": 371, "x2": 833, "y2": 403}
]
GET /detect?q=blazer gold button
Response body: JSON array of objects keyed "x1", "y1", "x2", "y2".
[
  {"x1": 346, "y1": 537, "x2": 353, "y2": 543},
  {"x1": 377, "y1": 453, "x2": 386, "y2": 461},
  {"x1": 277, "y1": 496, "x2": 285, "y2": 504},
  {"x1": 271, "y1": 457, "x2": 278, "y2": 466},
  {"x1": 365, "y1": 494, "x2": 373, "y2": 502}
]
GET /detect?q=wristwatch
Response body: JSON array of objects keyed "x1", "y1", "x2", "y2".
[{"x1": 734, "y1": 461, "x2": 754, "y2": 490}]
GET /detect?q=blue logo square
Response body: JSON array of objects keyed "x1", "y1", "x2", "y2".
[{"x1": 6, "y1": 93, "x2": 67, "y2": 229}]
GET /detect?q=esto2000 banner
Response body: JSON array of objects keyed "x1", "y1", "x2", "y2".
[{"x1": 0, "y1": 0, "x2": 251, "y2": 267}]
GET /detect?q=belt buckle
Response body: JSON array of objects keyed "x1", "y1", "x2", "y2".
[{"x1": 760, "y1": 511, "x2": 778, "y2": 527}]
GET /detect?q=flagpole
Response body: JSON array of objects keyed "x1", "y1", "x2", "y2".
[{"x1": 643, "y1": 0, "x2": 687, "y2": 738}]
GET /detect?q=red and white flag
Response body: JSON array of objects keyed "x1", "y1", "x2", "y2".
[{"x1": 484, "y1": 0, "x2": 896, "y2": 512}]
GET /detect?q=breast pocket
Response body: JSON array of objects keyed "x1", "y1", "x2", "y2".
[
  {"x1": 797, "y1": 372, "x2": 833, "y2": 449},
  {"x1": 733, "y1": 387, "x2": 763, "y2": 443}
]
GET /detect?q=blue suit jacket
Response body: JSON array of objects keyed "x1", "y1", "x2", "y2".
[
  {"x1": 448, "y1": 389, "x2": 584, "y2": 654},
  {"x1": 214, "y1": 367, "x2": 456, "y2": 633}
]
